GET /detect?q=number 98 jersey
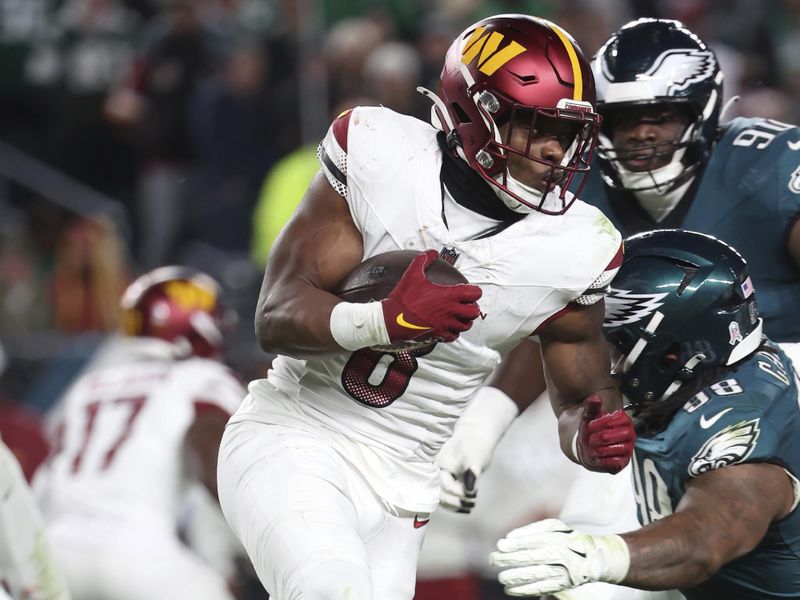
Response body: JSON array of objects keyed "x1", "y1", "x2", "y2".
[{"x1": 633, "y1": 343, "x2": 800, "y2": 599}]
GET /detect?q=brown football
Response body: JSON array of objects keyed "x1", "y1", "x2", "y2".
[{"x1": 336, "y1": 250, "x2": 467, "y2": 304}]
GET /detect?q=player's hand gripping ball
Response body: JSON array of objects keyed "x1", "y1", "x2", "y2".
[{"x1": 336, "y1": 250, "x2": 481, "y2": 352}]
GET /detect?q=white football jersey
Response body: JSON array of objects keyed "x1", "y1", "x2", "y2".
[
  {"x1": 235, "y1": 106, "x2": 622, "y2": 512},
  {"x1": 35, "y1": 338, "x2": 244, "y2": 537}
]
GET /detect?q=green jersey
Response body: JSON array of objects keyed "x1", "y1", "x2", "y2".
[{"x1": 634, "y1": 343, "x2": 800, "y2": 599}]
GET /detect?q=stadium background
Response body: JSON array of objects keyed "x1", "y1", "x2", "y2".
[{"x1": 0, "y1": 0, "x2": 797, "y2": 597}]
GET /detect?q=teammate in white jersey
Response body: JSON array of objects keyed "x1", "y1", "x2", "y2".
[
  {"x1": 0, "y1": 435, "x2": 70, "y2": 600},
  {"x1": 34, "y1": 267, "x2": 246, "y2": 600},
  {"x1": 218, "y1": 14, "x2": 636, "y2": 600}
]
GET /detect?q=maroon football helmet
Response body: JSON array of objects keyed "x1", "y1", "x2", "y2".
[
  {"x1": 423, "y1": 14, "x2": 601, "y2": 214},
  {"x1": 120, "y1": 266, "x2": 225, "y2": 358}
]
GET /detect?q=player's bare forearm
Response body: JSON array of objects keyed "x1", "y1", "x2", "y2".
[
  {"x1": 185, "y1": 408, "x2": 230, "y2": 500},
  {"x1": 538, "y1": 301, "x2": 622, "y2": 458},
  {"x1": 540, "y1": 302, "x2": 620, "y2": 411},
  {"x1": 487, "y1": 338, "x2": 547, "y2": 412},
  {"x1": 255, "y1": 172, "x2": 364, "y2": 357},
  {"x1": 622, "y1": 463, "x2": 794, "y2": 589}
]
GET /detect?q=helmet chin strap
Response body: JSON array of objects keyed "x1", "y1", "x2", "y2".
[
  {"x1": 493, "y1": 173, "x2": 542, "y2": 213},
  {"x1": 658, "y1": 352, "x2": 707, "y2": 402},
  {"x1": 492, "y1": 173, "x2": 566, "y2": 214}
]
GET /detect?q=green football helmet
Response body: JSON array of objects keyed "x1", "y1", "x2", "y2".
[{"x1": 604, "y1": 229, "x2": 763, "y2": 409}]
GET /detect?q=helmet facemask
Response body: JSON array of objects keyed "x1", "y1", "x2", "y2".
[
  {"x1": 604, "y1": 231, "x2": 763, "y2": 420},
  {"x1": 597, "y1": 100, "x2": 709, "y2": 194},
  {"x1": 473, "y1": 96, "x2": 601, "y2": 214}
]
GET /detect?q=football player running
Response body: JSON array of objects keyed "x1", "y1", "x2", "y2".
[
  {"x1": 491, "y1": 229, "x2": 800, "y2": 600},
  {"x1": 33, "y1": 267, "x2": 245, "y2": 600},
  {"x1": 217, "y1": 14, "x2": 635, "y2": 600}
]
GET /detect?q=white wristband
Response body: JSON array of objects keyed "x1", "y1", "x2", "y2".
[
  {"x1": 594, "y1": 533, "x2": 631, "y2": 584},
  {"x1": 457, "y1": 386, "x2": 519, "y2": 444},
  {"x1": 329, "y1": 301, "x2": 390, "y2": 351}
]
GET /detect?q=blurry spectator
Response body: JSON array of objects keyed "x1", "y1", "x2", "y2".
[
  {"x1": 415, "y1": 11, "x2": 459, "y2": 96},
  {"x1": 249, "y1": 96, "x2": 376, "y2": 267},
  {"x1": 0, "y1": 199, "x2": 60, "y2": 337},
  {"x1": 51, "y1": 217, "x2": 129, "y2": 333},
  {"x1": 362, "y1": 41, "x2": 425, "y2": 118},
  {"x1": 104, "y1": 0, "x2": 216, "y2": 269},
  {"x1": 186, "y1": 40, "x2": 273, "y2": 255},
  {"x1": 323, "y1": 17, "x2": 385, "y2": 112},
  {"x1": 0, "y1": 0, "x2": 58, "y2": 156},
  {"x1": 732, "y1": 86, "x2": 795, "y2": 122},
  {"x1": 25, "y1": 0, "x2": 141, "y2": 202},
  {"x1": 250, "y1": 143, "x2": 319, "y2": 266},
  {"x1": 774, "y1": 0, "x2": 800, "y2": 123},
  {"x1": 551, "y1": 0, "x2": 630, "y2": 56},
  {"x1": 34, "y1": 266, "x2": 246, "y2": 600}
]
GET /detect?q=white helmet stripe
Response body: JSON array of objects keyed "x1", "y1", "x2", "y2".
[{"x1": 623, "y1": 311, "x2": 664, "y2": 373}]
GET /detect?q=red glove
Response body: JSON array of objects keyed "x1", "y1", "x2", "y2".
[
  {"x1": 382, "y1": 250, "x2": 482, "y2": 345},
  {"x1": 576, "y1": 395, "x2": 635, "y2": 474}
]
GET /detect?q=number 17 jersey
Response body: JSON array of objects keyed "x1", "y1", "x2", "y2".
[{"x1": 34, "y1": 338, "x2": 244, "y2": 537}]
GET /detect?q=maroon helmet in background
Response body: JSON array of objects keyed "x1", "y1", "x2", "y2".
[
  {"x1": 120, "y1": 266, "x2": 226, "y2": 359},
  {"x1": 419, "y1": 14, "x2": 601, "y2": 214}
]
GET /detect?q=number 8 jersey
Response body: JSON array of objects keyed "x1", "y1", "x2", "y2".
[{"x1": 235, "y1": 105, "x2": 623, "y2": 513}]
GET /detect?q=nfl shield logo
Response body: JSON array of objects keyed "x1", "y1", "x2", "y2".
[{"x1": 439, "y1": 246, "x2": 460, "y2": 265}]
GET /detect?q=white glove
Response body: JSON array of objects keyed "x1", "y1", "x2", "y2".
[
  {"x1": 437, "y1": 386, "x2": 518, "y2": 513},
  {"x1": 489, "y1": 518, "x2": 630, "y2": 597}
]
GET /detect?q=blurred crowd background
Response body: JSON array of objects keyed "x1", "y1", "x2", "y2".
[
  {"x1": 0, "y1": 0, "x2": 798, "y2": 592},
  {"x1": 3, "y1": 0, "x2": 800, "y2": 412}
]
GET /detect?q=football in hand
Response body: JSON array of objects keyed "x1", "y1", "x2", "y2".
[{"x1": 336, "y1": 250, "x2": 467, "y2": 352}]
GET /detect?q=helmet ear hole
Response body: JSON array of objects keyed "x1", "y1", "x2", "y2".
[{"x1": 660, "y1": 342, "x2": 681, "y2": 369}]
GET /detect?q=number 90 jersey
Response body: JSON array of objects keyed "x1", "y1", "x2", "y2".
[
  {"x1": 237, "y1": 106, "x2": 622, "y2": 513},
  {"x1": 633, "y1": 343, "x2": 800, "y2": 599},
  {"x1": 581, "y1": 117, "x2": 800, "y2": 342}
]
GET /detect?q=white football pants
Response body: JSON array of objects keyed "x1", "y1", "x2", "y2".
[
  {"x1": 218, "y1": 419, "x2": 428, "y2": 600},
  {"x1": 0, "y1": 439, "x2": 70, "y2": 600},
  {"x1": 46, "y1": 520, "x2": 235, "y2": 600}
]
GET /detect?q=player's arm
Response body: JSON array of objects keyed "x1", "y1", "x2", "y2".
[
  {"x1": 622, "y1": 461, "x2": 796, "y2": 589},
  {"x1": 490, "y1": 461, "x2": 797, "y2": 595},
  {"x1": 539, "y1": 300, "x2": 634, "y2": 473},
  {"x1": 254, "y1": 171, "x2": 364, "y2": 357},
  {"x1": 488, "y1": 338, "x2": 547, "y2": 410},
  {"x1": 437, "y1": 339, "x2": 545, "y2": 513},
  {"x1": 184, "y1": 403, "x2": 231, "y2": 499},
  {"x1": 256, "y1": 170, "x2": 482, "y2": 359}
]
